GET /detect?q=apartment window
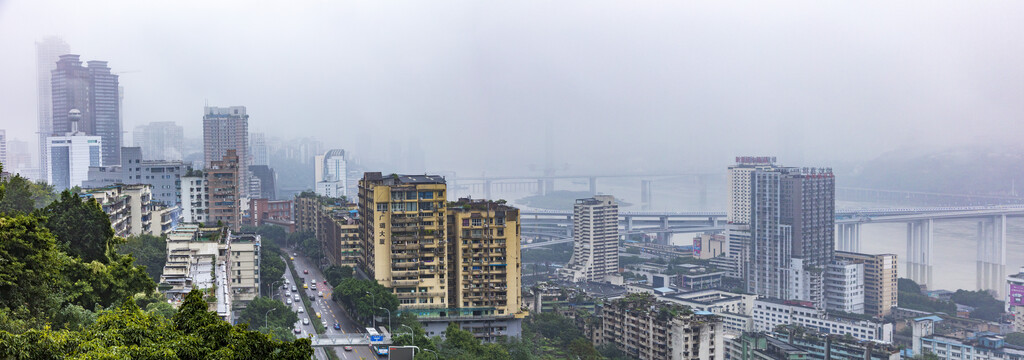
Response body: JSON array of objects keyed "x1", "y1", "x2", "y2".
[
  {"x1": 377, "y1": 203, "x2": 388, "y2": 211},
  {"x1": 462, "y1": 219, "x2": 470, "y2": 226},
  {"x1": 472, "y1": 219, "x2": 482, "y2": 226}
]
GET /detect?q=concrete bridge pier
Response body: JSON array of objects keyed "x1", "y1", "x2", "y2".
[
  {"x1": 536, "y1": 179, "x2": 546, "y2": 195},
  {"x1": 835, "y1": 223, "x2": 861, "y2": 253},
  {"x1": 484, "y1": 180, "x2": 492, "y2": 200},
  {"x1": 905, "y1": 219, "x2": 934, "y2": 289},
  {"x1": 589, "y1": 176, "x2": 597, "y2": 195},
  {"x1": 976, "y1": 215, "x2": 1006, "y2": 297},
  {"x1": 625, "y1": 216, "x2": 633, "y2": 232},
  {"x1": 641, "y1": 180, "x2": 653, "y2": 210},
  {"x1": 565, "y1": 215, "x2": 573, "y2": 238}
]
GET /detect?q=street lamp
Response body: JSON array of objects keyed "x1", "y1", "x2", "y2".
[
  {"x1": 269, "y1": 280, "x2": 282, "y2": 299},
  {"x1": 264, "y1": 308, "x2": 276, "y2": 328},
  {"x1": 400, "y1": 324, "x2": 414, "y2": 344},
  {"x1": 365, "y1": 291, "x2": 376, "y2": 328},
  {"x1": 378, "y1": 307, "x2": 392, "y2": 337},
  {"x1": 422, "y1": 348, "x2": 439, "y2": 360}
]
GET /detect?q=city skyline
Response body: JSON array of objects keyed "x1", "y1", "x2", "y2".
[{"x1": 3, "y1": 2, "x2": 1024, "y2": 177}]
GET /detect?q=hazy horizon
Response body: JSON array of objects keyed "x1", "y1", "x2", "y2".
[{"x1": 3, "y1": 1, "x2": 1023, "y2": 176}]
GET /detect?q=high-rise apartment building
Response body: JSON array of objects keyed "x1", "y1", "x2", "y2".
[
  {"x1": 357, "y1": 173, "x2": 525, "y2": 340},
  {"x1": 51, "y1": 55, "x2": 121, "y2": 167},
  {"x1": 786, "y1": 258, "x2": 823, "y2": 310},
  {"x1": 781, "y1": 168, "x2": 835, "y2": 267},
  {"x1": 159, "y1": 225, "x2": 261, "y2": 319},
  {"x1": 562, "y1": 195, "x2": 619, "y2": 283},
  {"x1": 315, "y1": 149, "x2": 347, "y2": 198},
  {"x1": 358, "y1": 173, "x2": 449, "y2": 309},
  {"x1": 46, "y1": 110, "x2": 102, "y2": 190},
  {"x1": 748, "y1": 167, "x2": 792, "y2": 298},
  {"x1": 447, "y1": 199, "x2": 526, "y2": 325},
  {"x1": 729, "y1": 157, "x2": 836, "y2": 301},
  {"x1": 835, "y1": 251, "x2": 898, "y2": 317},
  {"x1": 207, "y1": 150, "x2": 240, "y2": 230},
  {"x1": 594, "y1": 293, "x2": 725, "y2": 360},
  {"x1": 134, "y1": 121, "x2": 184, "y2": 160},
  {"x1": 36, "y1": 37, "x2": 70, "y2": 182},
  {"x1": 203, "y1": 106, "x2": 249, "y2": 197}
]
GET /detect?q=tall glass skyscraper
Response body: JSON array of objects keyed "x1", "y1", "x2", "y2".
[{"x1": 50, "y1": 54, "x2": 121, "y2": 167}]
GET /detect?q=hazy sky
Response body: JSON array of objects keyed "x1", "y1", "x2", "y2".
[{"x1": 2, "y1": 1, "x2": 1022, "y2": 175}]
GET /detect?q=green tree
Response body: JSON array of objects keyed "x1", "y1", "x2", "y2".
[
  {"x1": 0, "y1": 215, "x2": 72, "y2": 328},
  {"x1": 899, "y1": 278, "x2": 923, "y2": 294},
  {"x1": 0, "y1": 290, "x2": 314, "y2": 359},
  {"x1": 145, "y1": 301, "x2": 177, "y2": 318},
  {"x1": 36, "y1": 191, "x2": 115, "y2": 262},
  {"x1": 1006, "y1": 332, "x2": 1024, "y2": 347},
  {"x1": 0, "y1": 175, "x2": 34, "y2": 215},
  {"x1": 331, "y1": 278, "x2": 398, "y2": 323},
  {"x1": 259, "y1": 325, "x2": 297, "y2": 342},
  {"x1": 117, "y1": 234, "x2": 167, "y2": 281},
  {"x1": 261, "y1": 249, "x2": 286, "y2": 295},
  {"x1": 28, "y1": 180, "x2": 58, "y2": 209},
  {"x1": 236, "y1": 296, "x2": 299, "y2": 330},
  {"x1": 323, "y1": 265, "x2": 354, "y2": 286}
]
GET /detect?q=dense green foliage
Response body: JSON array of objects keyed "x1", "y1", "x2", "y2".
[
  {"x1": 323, "y1": 265, "x2": 353, "y2": 287},
  {"x1": 0, "y1": 175, "x2": 57, "y2": 215},
  {"x1": 0, "y1": 174, "x2": 313, "y2": 357},
  {"x1": 951, "y1": 289, "x2": 1005, "y2": 321},
  {"x1": 0, "y1": 290, "x2": 312, "y2": 359},
  {"x1": 37, "y1": 191, "x2": 116, "y2": 263},
  {"x1": 897, "y1": 278, "x2": 956, "y2": 314},
  {"x1": 117, "y1": 234, "x2": 167, "y2": 281},
  {"x1": 522, "y1": 242, "x2": 572, "y2": 264},
  {"x1": 331, "y1": 277, "x2": 399, "y2": 323},
  {"x1": 235, "y1": 296, "x2": 299, "y2": 341},
  {"x1": 1006, "y1": 332, "x2": 1024, "y2": 347}
]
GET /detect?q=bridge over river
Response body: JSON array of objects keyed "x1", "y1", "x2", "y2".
[{"x1": 521, "y1": 205, "x2": 1024, "y2": 296}]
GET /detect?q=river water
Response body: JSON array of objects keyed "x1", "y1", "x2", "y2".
[{"x1": 459, "y1": 176, "x2": 1024, "y2": 292}]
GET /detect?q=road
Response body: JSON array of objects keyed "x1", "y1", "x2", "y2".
[{"x1": 280, "y1": 249, "x2": 379, "y2": 360}]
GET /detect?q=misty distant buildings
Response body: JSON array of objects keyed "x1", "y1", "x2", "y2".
[
  {"x1": 248, "y1": 165, "x2": 276, "y2": 200},
  {"x1": 561, "y1": 195, "x2": 620, "y2": 283},
  {"x1": 51, "y1": 55, "x2": 121, "y2": 167},
  {"x1": 134, "y1": 122, "x2": 184, "y2": 160},
  {"x1": 207, "y1": 150, "x2": 241, "y2": 230},
  {"x1": 202, "y1": 106, "x2": 249, "y2": 198},
  {"x1": 0, "y1": 130, "x2": 7, "y2": 168},
  {"x1": 250, "y1": 132, "x2": 268, "y2": 166},
  {"x1": 46, "y1": 110, "x2": 101, "y2": 190},
  {"x1": 36, "y1": 37, "x2": 70, "y2": 182},
  {"x1": 314, "y1": 149, "x2": 347, "y2": 198}
]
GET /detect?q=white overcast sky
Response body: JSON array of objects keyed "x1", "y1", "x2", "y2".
[{"x1": 1, "y1": 1, "x2": 1022, "y2": 174}]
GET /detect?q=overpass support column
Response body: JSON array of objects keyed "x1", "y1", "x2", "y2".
[
  {"x1": 641, "y1": 180, "x2": 653, "y2": 210},
  {"x1": 536, "y1": 179, "x2": 545, "y2": 196},
  {"x1": 976, "y1": 215, "x2": 1007, "y2": 297},
  {"x1": 566, "y1": 215, "x2": 573, "y2": 238},
  {"x1": 589, "y1": 177, "x2": 597, "y2": 195},
  {"x1": 905, "y1": 219, "x2": 934, "y2": 290},
  {"x1": 625, "y1": 216, "x2": 633, "y2": 232},
  {"x1": 484, "y1": 180, "x2": 492, "y2": 200},
  {"x1": 835, "y1": 223, "x2": 860, "y2": 252}
]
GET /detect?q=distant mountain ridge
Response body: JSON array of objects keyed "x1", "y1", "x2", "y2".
[{"x1": 840, "y1": 146, "x2": 1024, "y2": 196}]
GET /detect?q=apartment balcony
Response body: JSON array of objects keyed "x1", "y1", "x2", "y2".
[
  {"x1": 393, "y1": 243, "x2": 419, "y2": 251},
  {"x1": 391, "y1": 279, "x2": 422, "y2": 287},
  {"x1": 393, "y1": 269, "x2": 419, "y2": 277},
  {"x1": 391, "y1": 252, "x2": 419, "y2": 260},
  {"x1": 392, "y1": 262, "x2": 418, "y2": 269}
]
